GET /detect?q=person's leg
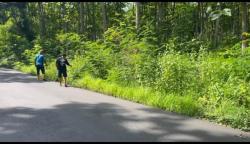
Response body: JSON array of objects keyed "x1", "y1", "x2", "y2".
[
  {"x1": 58, "y1": 69, "x2": 63, "y2": 86},
  {"x1": 41, "y1": 66, "x2": 46, "y2": 81},
  {"x1": 36, "y1": 66, "x2": 40, "y2": 80},
  {"x1": 64, "y1": 77, "x2": 67, "y2": 87},
  {"x1": 59, "y1": 77, "x2": 63, "y2": 86},
  {"x1": 58, "y1": 74, "x2": 62, "y2": 86},
  {"x1": 63, "y1": 70, "x2": 68, "y2": 87}
]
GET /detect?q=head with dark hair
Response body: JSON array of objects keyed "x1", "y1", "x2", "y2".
[
  {"x1": 40, "y1": 49, "x2": 44, "y2": 54},
  {"x1": 62, "y1": 53, "x2": 66, "y2": 58},
  {"x1": 55, "y1": 49, "x2": 60, "y2": 57}
]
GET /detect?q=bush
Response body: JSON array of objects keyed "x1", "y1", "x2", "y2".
[{"x1": 156, "y1": 52, "x2": 198, "y2": 95}]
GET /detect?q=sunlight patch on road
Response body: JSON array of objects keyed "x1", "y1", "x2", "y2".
[
  {"x1": 158, "y1": 134, "x2": 202, "y2": 141},
  {"x1": 120, "y1": 121, "x2": 165, "y2": 135},
  {"x1": 0, "y1": 127, "x2": 17, "y2": 135},
  {"x1": 9, "y1": 113, "x2": 35, "y2": 119}
]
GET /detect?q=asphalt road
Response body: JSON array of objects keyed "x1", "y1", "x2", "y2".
[{"x1": 0, "y1": 68, "x2": 249, "y2": 142}]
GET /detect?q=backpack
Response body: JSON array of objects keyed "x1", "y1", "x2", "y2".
[
  {"x1": 35, "y1": 54, "x2": 44, "y2": 66},
  {"x1": 57, "y1": 57, "x2": 66, "y2": 67}
]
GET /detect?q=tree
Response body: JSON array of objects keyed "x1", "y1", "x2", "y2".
[
  {"x1": 101, "y1": 2, "x2": 108, "y2": 32},
  {"x1": 38, "y1": 2, "x2": 45, "y2": 41},
  {"x1": 79, "y1": 2, "x2": 85, "y2": 34},
  {"x1": 156, "y1": 2, "x2": 163, "y2": 41},
  {"x1": 214, "y1": 3, "x2": 221, "y2": 49},
  {"x1": 135, "y1": 2, "x2": 141, "y2": 33},
  {"x1": 241, "y1": 2, "x2": 248, "y2": 53},
  {"x1": 61, "y1": 2, "x2": 67, "y2": 32},
  {"x1": 207, "y1": 3, "x2": 232, "y2": 48},
  {"x1": 91, "y1": 2, "x2": 97, "y2": 40}
]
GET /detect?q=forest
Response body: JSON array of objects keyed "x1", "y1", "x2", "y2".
[{"x1": 0, "y1": 2, "x2": 249, "y2": 131}]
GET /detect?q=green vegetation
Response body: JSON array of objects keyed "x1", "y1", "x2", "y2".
[{"x1": 0, "y1": 2, "x2": 249, "y2": 131}]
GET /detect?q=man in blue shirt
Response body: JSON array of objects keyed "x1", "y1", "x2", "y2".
[{"x1": 35, "y1": 50, "x2": 46, "y2": 81}]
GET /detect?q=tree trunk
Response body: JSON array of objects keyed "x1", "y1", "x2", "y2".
[
  {"x1": 214, "y1": 17, "x2": 220, "y2": 48},
  {"x1": 195, "y1": 2, "x2": 200, "y2": 37},
  {"x1": 38, "y1": 2, "x2": 45, "y2": 41},
  {"x1": 163, "y1": 2, "x2": 169, "y2": 41},
  {"x1": 79, "y1": 2, "x2": 83, "y2": 34},
  {"x1": 92, "y1": 2, "x2": 96, "y2": 40},
  {"x1": 242, "y1": 2, "x2": 248, "y2": 53},
  {"x1": 199, "y1": 2, "x2": 204, "y2": 39},
  {"x1": 155, "y1": 3, "x2": 157, "y2": 31},
  {"x1": 61, "y1": 2, "x2": 67, "y2": 32},
  {"x1": 135, "y1": 2, "x2": 141, "y2": 33},
  {"x1": 157, "y1": 2, "x2": 163, "y2": 42},
  {"x1": 101, "y1": 2, "x2": 108, "y2": 33},
  {"x1": 237, "y1": 3, "x2": 241, "y2": 37},
  {"x1": 213, "y1": 3, "x2": 221, "y2": 49},
  {"x1": 172, "y1": 2, "x2": 175, "y2": 15},
  {"x1": 79, "y1": 2, "x2": 84, "y2": 34},
  {"x1": 232, "y1": 3, "x2": 235, "y2": 35},
  {"x1": 86, "y1": 2, "x2": 91, "y2": 39}
]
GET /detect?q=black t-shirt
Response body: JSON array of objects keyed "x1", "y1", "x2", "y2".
[{"x1": 56, "y1": 56, "x2": 70, "y2": 70}]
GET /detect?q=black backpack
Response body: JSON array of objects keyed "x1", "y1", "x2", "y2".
[{"x1": 57, "y1": 57, "x2": 66, "y2": 67}]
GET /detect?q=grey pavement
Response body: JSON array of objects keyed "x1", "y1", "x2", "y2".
[{"x1": 0, "y1": 68, "x2": 249, "y2": 142}]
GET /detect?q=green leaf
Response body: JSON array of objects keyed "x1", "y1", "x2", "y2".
[
  {"x1": 210, "y1": 12, "x2": 222, "y2": 21},
  {"x1": 222, "y1": 8, "x2": 231, "y2": 16},
  {"x1": 206, "y1": 6, "x2": 212, "y2": 13}
]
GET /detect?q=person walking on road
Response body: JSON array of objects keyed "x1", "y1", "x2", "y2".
[
  {"x1": 35, "y1": 50, "x2": 46, "y2": 81},
  {"x1": 56, "y1": 53, "x2": 71, "y2": 87}
]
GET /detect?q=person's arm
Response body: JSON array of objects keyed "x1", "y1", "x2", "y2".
[
  {"x1": 65, "y1": 59, "x2": 71, "y2": 66},
  {"x1": 34, "y1": 55, "x2": 37, "y2": 66},
  {"x1": 44, "y1": 57, "x2": 46, "y2": 66},
  {"x1": 56, "y1": 59, "x2": 59, "y2": 70}
]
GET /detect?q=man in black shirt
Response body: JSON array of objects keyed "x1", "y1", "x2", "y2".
[{"x1": 56, "y1": 54, "x2": 71, "y2": 87}]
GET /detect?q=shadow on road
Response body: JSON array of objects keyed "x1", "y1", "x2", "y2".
[
  {"x1": 0, "y1": 102, "x2": 248, "y2": 142},
  {"x1": 0, "y1": 68, "x2": 43, "y2": 83}
]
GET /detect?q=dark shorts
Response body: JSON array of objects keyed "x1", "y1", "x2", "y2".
[
  {"x1": 36, "y1": 65, "x2": 45, "y2": 75},
  {"x1": 58, "y1": 68, "x2": 67, "y2": 78}
]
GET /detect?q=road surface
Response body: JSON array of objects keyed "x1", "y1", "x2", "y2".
[{"x1": 0, "y1": 68, "x2": 249, "y2": 142}]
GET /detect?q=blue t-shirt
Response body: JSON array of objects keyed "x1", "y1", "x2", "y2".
[{"x1": 35, "y1": 54, "x2": 45, "y2": 66}]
